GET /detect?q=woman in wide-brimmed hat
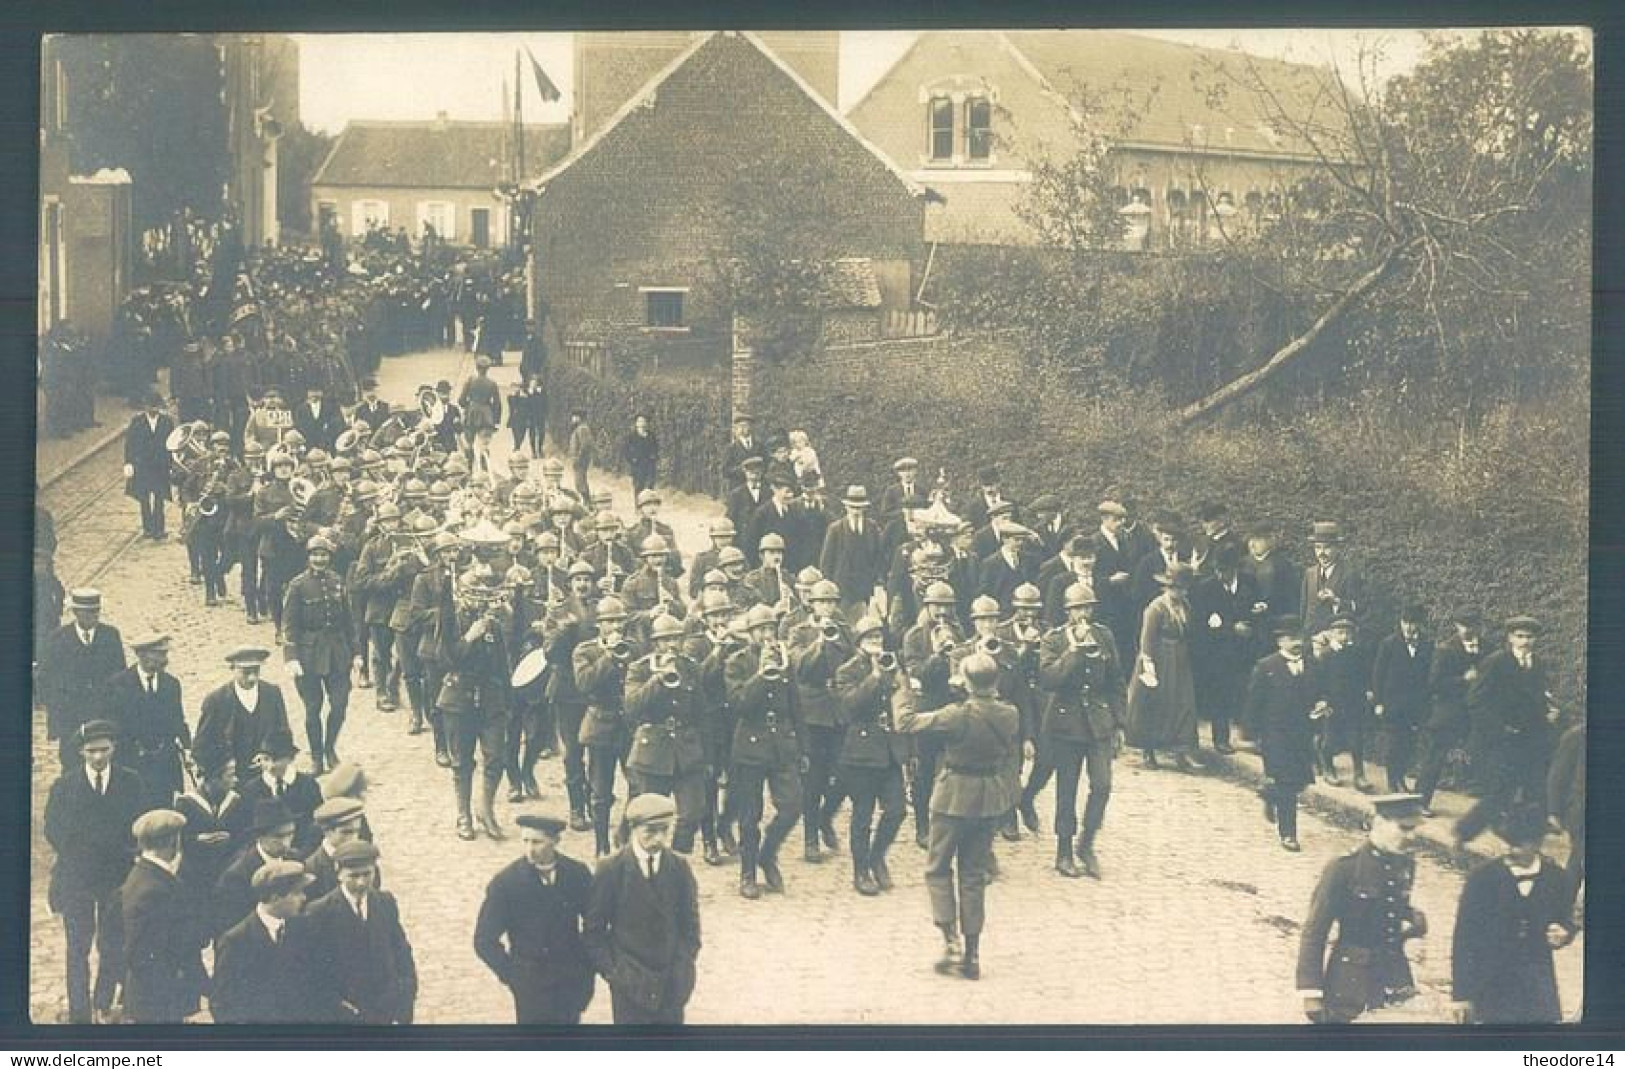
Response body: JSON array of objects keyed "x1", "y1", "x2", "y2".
[{"x1": 1126, "y1": 562, "x2": 1200, "y2": 770}]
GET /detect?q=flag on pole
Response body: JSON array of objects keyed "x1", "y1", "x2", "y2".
[{"x1": 524, "y1": 45, "x2": 562, "y2": 103}]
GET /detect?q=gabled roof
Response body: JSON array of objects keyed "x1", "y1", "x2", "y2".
[
  {"x1": 851, "y1": 30, "x2": 1340, "y2": 160},
  {"x1": 532, "y1": 31, "x2": 926, "y2": 198},
  {"x1": 312, "y1": 120, "x2": 572, "y2": 190}
]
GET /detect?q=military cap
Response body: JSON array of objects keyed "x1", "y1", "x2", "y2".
[
  {"x1": 283, "y1": 429, "x2": 307, "y2": 448},
  {"x1": 130, "y1": 633, "x2": 171, "y2": 654},
  {"x1": 270, "y1": 451, "x2": 297, "y2": 471},
  {"x1": 549, "y1": 499, "x2": 581, "y2": 517},
  {"x1": 536, "y1": 531, "x2": 561, "y2": 550},
  {"x1": 313, "y1": 797, "x2": 366, "y2": 828},
  {"x1": 333, "y1": 840, "x2": 381, "y2": 870},
  {"x1": 639, "y1": 535, "x2": 670, "y2": 557},
  {"x1": 759, "y1": 532, "x2": 786, "y2": 552},
  {"x1": 841, "y1": 485, "x2": 872, "y2": 508},
  {"x1": 251, "y1": 859, "x2": 314, "y2": 899},
  {"x1": 402, "y1": 478, "x2": 429, "y2": 498},
  {"x1": 427, "y1": 480, "x2": 453, "y2": 499},
  {"x1": 970, "y1": 596, "x2": 1002, "y2": 619},
  {"x1": 650, "y1": 614, "x2": 685, "y2": 641},
  {"x1": 625, "y1": 793, "x2": 677, "y2": 828},
  {"x1": 430, "y1": 532, "x2": 460, "y2": 554},
  {"x1": 700, "y1": 591, "x2": 733, "y2": 615},
  {"x1": 568, "y1": 559, "x2": 596, "y2": 578},
  {"x1": 410, "y1": 514, "x2": 439, "y2": 535},
  {"x1": 68, "y1": 588, "x2": 102, "y2": 611},
  {"x1": 703, "y1": 568, "x2": 729, "y2": 587},
  {"x1": 853, "y1": 615, "x2": 885, "y2": 639},
  {"x1": 1308, "y1": 521, "x2": 1347, "y2": 544},
  {"x1": 594, "y1": 510, "x2": 620, "y2": 530},
  {"x1": 503, "y1": 521, "x2": 525, "y2": 538},
  {"x1": 209, "y1": 430, "x2": 231, "y2": 446},
  {"x1": 244, "y1": 440, "x2": 268, "y2": 457},
  {"x1": 376, "y1": 502, "x2": 403, "y2": 521},
  {"x1": 810, "y1": 579, "x2": 841, "y2": 602},
  {"x1": 717, "y1": 547, "x2": 747, "y2": 568},
  {"x1": 1327, "y1": 615, "x2": 1358, "y2": 631},
  {"x1": 1098, "y1": 500, "x2": 1128, "y2": 518},
  {"x1": 923, "y1": 581, "x2": 957, "y2": 606},
  {"x1": 329, "y1": 457, "x2": 354, "y2": 474},
  {"x1": 307, "y1": 534, "x2": 336, "y2": 554},
  {"x1": 743, "y1": 605, "x2": 777, "y2": 631},
  {"x1": 514, "y1": 813, "x2": 568, "y2": 837},
  {"x1": 893, "y1": 457, "x2": 919, "y2": 473},
  {"x1": 636, "y1": 489, "x2": 662, "y2": 508},
  {"x1": 443, "y1": 455, "x2": 469, "y2": 475},
  {"x1": 709, "y1": 517, "x2": 737, "y2": 537},
  {"x1": 78, "y1": 719, "x2": 118, "y2": 745},
  {"x1": 541, "y1": 457, "x2": 566, "y2": 475},
  {"x1": 1064, "y1": 583, "x2": 1099, "y2": 609},
  {"x1": 352, "y1": 479, "x2": 379, "y2": 501},
  {"x1": 132, "y1": 809, "x2": 186, "y2": 847},
  {"x1": 1505, "y1": 615, "x2": 1543, "y2": 635},
  {"x1": 361, "y1": 449, "x2": 385, "y2": 467},
  {"x1": 1370, "y1": 793, "x2": 1426, "y2": 827},
  {"x1": 960, "y1": 652, "x2": 1000, "y2": 691},
  {"x1": 596, "y1": 596, "x2": 628, "y2": 621},
  {"x1": 250, "y1": 798, "x2": 298, "y2": 835},
  {"x1": 225, "y1": 644, "x2": 271, "y2": 665},
  {"x1": 796, "y1": 566, "x2": 824, "y2": 587},
  {"x1": 306, "y1": 448, "x2": 331, "y2": 467},
  {"x1": 1012, "y1": 583, "x2": 1043, "y2": 610},
  {"x1": 1272, "y1": 615, "x2": 1307, "y2": 639}
]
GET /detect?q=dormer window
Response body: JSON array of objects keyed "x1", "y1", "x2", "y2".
[{"x1": 922, "y1": 85, "x2": 996, "y2": 166}]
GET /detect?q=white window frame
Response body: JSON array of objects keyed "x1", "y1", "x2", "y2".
[
  {"x1": 352, "y1": 199, "x2": 390, "y2": 237},
  {"x1": 416, "y1": 200, "x2": 456, "y2": 242},
  {"x1": 639, "y1": 286, "x2": 690, "y2": 333}
]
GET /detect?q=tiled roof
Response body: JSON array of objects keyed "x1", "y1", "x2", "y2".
[
  {"x1": 1001, "y1": 31, "x2": 1339, "y2": 156},
  {"x1": 821, "y1": 258, "x2": 883, "y2": 309},
  {"x1": 312, "y1": 120, "x2": 571, "y2": 189}
]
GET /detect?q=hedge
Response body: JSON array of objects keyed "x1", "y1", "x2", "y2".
[{"x1": 549, "y1": 334, "x2": 1589, "y2": 711}]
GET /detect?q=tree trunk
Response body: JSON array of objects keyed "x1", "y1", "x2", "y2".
[{"x1": 1174, "y1": 241, "x2": 1417, "y2": 427}]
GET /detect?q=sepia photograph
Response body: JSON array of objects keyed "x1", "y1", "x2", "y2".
[{"x1": 29, "y1": 25, "x2": 1591, "y2": 1029}]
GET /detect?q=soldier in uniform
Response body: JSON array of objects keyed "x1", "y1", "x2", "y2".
[
  {"x1": 304, "y1": 841, "x2": 418, "y2": 1024},
  {"x1": 995, "y1": 582, "x2": 1047, "y2": 839},
  {"x1": 37, "y1": 587, "x2": 127, "y2": 767},
  {"x1": 901, "y1": 581, "x2": 965, "y2": 849},
  {"x1": 630, "y1": 489, "x2": 684, "y2": 579},
  {"x1": 247, "y1": 450, "x2": 295, "y2": 626},
  {"x1": 101, "y1": 633, "x2": 190, "y2": 812},
  {"x1": 410, "y1": 531, "x2": 464, "y2": 764},
  {"x1": 388, "y1": 517, "x2": 438, "y2": 737},
  {"x1": 354, "y1": 501, "x2": 404, "y2": 711},
  {"x1": 1030, "y1": 583, "x2": 1125, "y2": 878},
  {"x1": 541, "y1": 560, "x2": 601, "y2": 831},
  {"x1": 475, "y1": 813, "x2": 596, "y2": 1024},
  {"x1": 688, "y1": 518, "x2": 739, "y2": 602},
  {"x1": 283, "y1": 534, "x2": 357, "y2": 774},
  {"x1": 574, "y1": 596, "x2": 636, "y2": 857},
  {"x1": 624, "y1": 613, "x2": 710, "y2": 853},
  {"x1": 120, "y1": 809, "x2": 208, "y2": 1024},
  {"x1": 437, "y1": 566, "x2": 517, "y2": 842},
  {"x1": 725, "y1": 605, "x2": 806, "y2": 900},
  {"x1": 1298, "y1": 794, "x2": 1430, "y2": 1023},
  {"x1": 622, "y1": 535, "x2": 687, "y2": 646},
  {"x1": 43, "y1": 720, "x2": 145, "y2": 1023},
  {"x1": 895, "y1": 652, "x2": 1021, "y2": 981},
  {"x1": 689, "y1": 590, "x2": 744, "y2": 865},
  {"x1": 832, "y1": 616, "x2": 909, "y2": 895},
  {"x1": 790, "y1": 579, "x2": 854, "y2": 863},
  {"x1": 194, "y1": 645, "x2": 292, "y2": 782}
]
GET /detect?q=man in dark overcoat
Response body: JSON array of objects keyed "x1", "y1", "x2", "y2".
[
  {"x1": 213, "y1": 798, "x2": 299, "y2": 940},
  {"x1": 584, "y1": 794, "x2": 702, "y2": 1024},
  {"x1": 209, "y1": 860, "x2": 316, "y2": 1023},
  {"x1": 120, "y1": 809, "x2": 208, "y2": 1023},
  {"x1": 193, "y1": 645, "x2": 292, "y2": 779},
  {"x1": 1246, "y1": 616, "x2": 1329, "y2": 852},
  {"x1": 123, "y1": 388, "x2": 175, "y2": 540},
  {"x1": 37, "y1": 587, "x2": 127, "y2": 766},
  {"x1": 101, "y1": 634, "x2": 190, "y2": 811},
  {"x1": 303, "y1": 841, "x2": 417, "y2": 1024},
  {"x1": 1456, "y1": 615, "x2": 1559, "y2": 845},
  {"x1": 475, "y1": 813, "x2": 597, "y2": 1024},
  {"x1": 819, "y1": 486, "x2": 887, "y2": 624}
]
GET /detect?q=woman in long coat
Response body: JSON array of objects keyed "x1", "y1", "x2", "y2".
[{"x1": 1126, "y1": 563, "x2": 1199, "y2": 769}]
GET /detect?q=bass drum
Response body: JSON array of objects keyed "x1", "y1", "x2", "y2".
[{"x1": 510, "y1": 647, "x2": 551, "y2": 690}]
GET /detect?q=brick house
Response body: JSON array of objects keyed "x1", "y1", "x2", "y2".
[
  {"x1": 311, "y1": 118, "x2": 570, "y2": 248},
  {"x1": 847, "y1": 30, "x2": 1338, "y2": 247},
  {"x1": 531, "y1": 31, "x2": 933, "y2": 368}
]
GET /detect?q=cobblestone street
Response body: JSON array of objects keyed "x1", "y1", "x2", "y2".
[{"x1": 30, "y1": 348, "x2": 1584, "y2": 1027}]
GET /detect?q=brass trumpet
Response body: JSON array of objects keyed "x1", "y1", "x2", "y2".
[
  {"x1": 876, "y1": 650, "x2": 899, "y2": 673},
  {"x1": 760, "y1": 641, "x2": 788, "y2": 681},
  {"x1": 608, "y1": 637, "x2": 634, "y2": 661},
  {"x1": 819, "y1": 619, "x2": 842, "y2": 642},
  {"x1": 980, "y1": 636, "x2": 1003, "y2": 657},
  {"x1": 654, "y1": 654, "x2": 683, "y2": 689}
]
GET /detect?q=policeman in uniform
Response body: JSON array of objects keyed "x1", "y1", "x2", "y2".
[
  {"x1": 1030, "y1": 583, "x2": 1125, "y2": 878},
  {"x1": 625, "y1": 613, "x2": 710, "y2": 853},
  {"x1": 895, "y1": 652, "x2": 1021, "y2": 981},
  {"x1": 1297, "y1": 793, "x2": 1429, "y2": 1023},
  {"x1": 283, "y1": 533, "x2": 356, "y2": 774},
  {"x1": 573, "y1": 596, "x2": 636, "y2": 857}
]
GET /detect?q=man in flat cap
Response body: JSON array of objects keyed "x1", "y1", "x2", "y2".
[
  {"x1": 214, "y1": 798, "x2": 300, "y2": 940},
  {"x1": 584, "y1": 794, "x2": 702, "y2": 1024},
  {"x1": 101, "y1": 634, "x2": 190, "y2": 812},
  {"x1": 1419, "y1": 611, "x2": 1487, "y2": 816},
  {"x1": 476, "y1": 813, "x2": 597, "y2": 1024},
  {"x1": 123, "y1": 388, "x2": 175, "y2": 540},
  {"x1": 283, "y1": 533, "x2": 357, "y2": 774},
  {"x1": 1298, "y1": 794, "x2": 1429, "y2": 1023},
  {"x1": 1091, "y1": 500, "x2": 1138, "y2": 660},
  {"x1": 194, "y1": 645, "x2": 293, "y2": 784},
  {"x1": 304, "y1": 797, "x2": 374, "y2": 901},
  {"x1": 722, "y1": 413, "x2": 766, "y2": 497},
  {"x1": 43, "y1": 720, "x2": 145, "y2": 1023},
  {"x1": 726, "y1": 456, "x2": 768, "y2": 534},
  {"x1": 210, "y1": 860, "x2": 316, "y2": 1023},
  {"x1": 895, "y1": 652, "x2": 1021, "y2": 981},
  {"x1": 304, "y1": 841, "x2": 417, "y2": 1024},
  {"x1": 120, "y1": 809, "x2": 208, "y2": 1023},
  {"x1": 37, "y1": 586, "x2": 128, "y2": 767},
  {"x1": 1457, "y1": 615, "x2": 1560, "y2": 844},
  {"x1": 879, "y1": 457, "x2": 922, "y2": 523},
  {"x1": 978, "y1": 520, "x2": 1039, "y2": 610}
]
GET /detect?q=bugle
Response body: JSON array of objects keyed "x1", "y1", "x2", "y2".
[
  {"x1": 980, "y1": 636, "x2": 1003, "y2": 657},
  {"x1": 876, "y1": 650, "x2": 899, "y2": 673},
  {"x1": 760, "y1": 641, "x2": 788, "y2": 681},
  {"x1": 819, "y1": 619, "x2": 842, "y2": 642}
]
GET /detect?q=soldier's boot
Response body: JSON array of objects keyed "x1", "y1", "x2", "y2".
[
  {"x1": 454, "y1": 769, "x2": 476, "y2": 841},
  {"x1": 476, "y1": 774, "x2": 507, "y2": 841},
  {"x1": 934, "y1": 924, "x2": 963, "y2": 976},
  {"x1": 432, "y1": 714, "x2": 452, "y2": 767},
  {"x1": 960, "y1": 934, "x2": 981, "y2": 981},
  {"x1": 324, "y1": 718, "x2": 343, "y2": 770},
  {"x1": 803, "y1": 825, "x2": 824, "y2": 864},
  {"x1": 592, "y1": 804, "x2": 613, "y2": 858},
  {"x1": 999, "y1": 811, "x2": 1022, "y2": 842},
  {"x1": 405, "y1": 678, "x2": 426, "y2": 735},
  {"x1": 1055, "y1": 839, "x2": 1083, "y2": 879},
  {"x1": 306, "y1": 721, "x2": 327, "y2": 776}
]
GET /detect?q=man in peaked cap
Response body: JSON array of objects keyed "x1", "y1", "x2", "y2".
[
  {"x1": 304, "y1": 797, "x2": 373, "y2": 901},
  {"x1": 880, "y1": 456, "x2": 922, "y2": 520},
  {"x1": 584, "y1": 794, "x2": 702, "y2": 1024},
  {"x1": 194, "y1": 645, "x2": 293, "y2": 786},
  {"x1": 283, "y1": 533, "x2": 357, "y2": 775},
  {"x1": 303, "y1": 840, "x2": 418, "y2": 1024},
  {"x1": 120, "y1": 809, "x2": 208, "y2": 1023},
  {"x1": 210, "y1": 860, "x2": 317, "y2": 1024},
  {"x1": 101, "y1": 633, "x2": 190, "y2": 813},
  {"x1": 1456, "y1": 614, "x2": 1560, "y2": 845},
  {"x1": 1298, "y1": 793, "x2": 1430, "y2": 1023},
  {"x1": 43, "y1": 719, "x2": 145, "y2": 1023},
  {"x1": 726, "y1": 455, "x2": 768, "y2": 532},
  {"x1": 476, "y1": 812, "x2": 597, "y2": 1024},
  {"x1": 37, "y1": 586, "x2": 128, "y2": 767}
]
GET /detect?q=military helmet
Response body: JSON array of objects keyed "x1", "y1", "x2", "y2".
[
  {"x1": 924, "y1": 581, "x2": 957, "y2": 606},
  {"x1": 1012, "y1": 583, "x2": 1043, "y2": 610},
  {"x1": 596, "y1": 596, "x2": 628, "y2": 622},
  {"x1": 970, "y1": 595, "x2": 1002, "y2": 619},
  {"x1": 649, "y1": 614, "x2": 685, "y2": 641},
  {"x1": 810, "y1": 580, "x2": 841, "y2": 602},
  {"x1": 743, "y1": 605, "x2": 777, "y2": 631}
]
